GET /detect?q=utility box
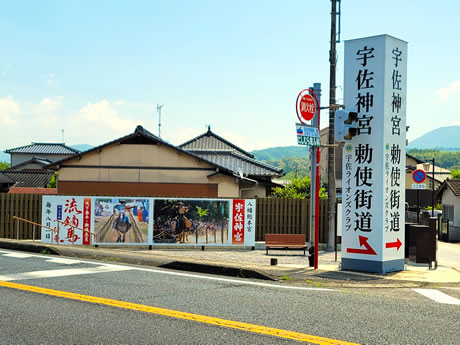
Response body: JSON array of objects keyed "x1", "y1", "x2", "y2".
[
  {"x1": 405, "y1": 222, "x2": 417, "y2": 259},
  {"x1": 409, "y1": 224, "x2": 437, "y2": 265}
]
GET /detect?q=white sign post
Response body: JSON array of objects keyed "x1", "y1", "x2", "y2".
[{"x1": 341, "y1": 35, "x2": 407, "y2": 273}]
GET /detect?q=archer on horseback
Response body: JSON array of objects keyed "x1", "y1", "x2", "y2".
[
  {"x1": 172, "y1": 202, "x2": 191, "y2": 243},
  {"x1": 113, "y1": 200, "x2": 133, "y2": 243}
]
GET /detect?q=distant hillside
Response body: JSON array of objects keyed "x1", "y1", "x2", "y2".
[
  {"x1": 251, "y1": 146, "x2": 309, "y2": 161},
  {"x1": 408, "y1": 126, "x2": 460, "y2": 150},
  {"x1": 251, "y1": 146, "x2": 310, "y2": 180}
]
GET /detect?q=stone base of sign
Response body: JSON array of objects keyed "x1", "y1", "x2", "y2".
[{"x1": 341, "y1": 258, "x2": 405, "y2": 274}]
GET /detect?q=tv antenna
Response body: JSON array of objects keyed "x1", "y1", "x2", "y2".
[
  {"x1": 157, "y1": 104, "x2": 164, "y2": 137},
  {"x1": 62, "y1": 129, "x2": 65, "y2": 143}
]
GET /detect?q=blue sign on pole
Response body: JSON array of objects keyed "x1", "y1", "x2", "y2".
[{"x1": 412, "y1": 169, "x2": 426, "y2": 183}]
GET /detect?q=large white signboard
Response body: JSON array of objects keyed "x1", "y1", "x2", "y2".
[
  {"x1": 341, "y1": 35, "x2": 407, "y2": 273},
  {"x1": 41, "y1": 196, "x2": 256, "y2": 247}
]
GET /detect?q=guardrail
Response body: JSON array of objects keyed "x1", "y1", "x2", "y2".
[
  {"x1": 12, "y1": 216, "x2": 54, "y2": 242},
  {"x1": 12, "y1": 216, "x2": 95, "y2": 245}
]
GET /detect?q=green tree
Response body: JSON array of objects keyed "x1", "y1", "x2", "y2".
[
  {"x1": 451, "y1": 169, "x2": 460, "y2": 179},
  {"x1": 0, "y1": 161, "x2": 10, "y2": 170},
  {"x1": 47, "y1": 172, "x2": 58, "y2": 188},
  {"x1": 271, "y1": 177, "x2": 327, "y2": 199}
]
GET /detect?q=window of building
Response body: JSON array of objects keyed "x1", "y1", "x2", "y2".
[{"x1": 443, "y1": 204, "x2": 454, "y2": 224}]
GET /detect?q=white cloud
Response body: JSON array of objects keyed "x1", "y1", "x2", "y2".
[
  {"x1": 33, "y1": 96, "x2": 63, "y2": 123},
  {"x1": 69, "y1": 100, "x2": 143, "y2": 144},
  {"x1": 0, "y1": 96, "x2": 20, "y2": 125},
  {"x1": 435, "y1": 81, "x2": 460, "y2": 101},
  {"x1": 167, "y1": 127, "x2": 204, "y2": 146}
]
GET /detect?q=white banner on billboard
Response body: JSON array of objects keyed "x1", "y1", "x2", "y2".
[
  {"x1": 341, "y1": 35, "x2": 407, "y2": 273},
  {"x1": 42, "y1": 196, "x2": 93, "y2": 245}
]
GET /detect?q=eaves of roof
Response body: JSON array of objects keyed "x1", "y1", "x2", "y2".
[
  {"x1": 46, "y1": 126, "x2": 238, "y2": 177},
  {"x1": 5, "y1": 143, "x2": 80, "y2": 155},
  {"x1": 178, "y1": 128, "x2": 255, "y2": 159},
  {"x1": 3, "y1": 171, "x2": 54, "y2": 188},
  {"x1": 188, "y1": 150, "x2": 283, "y2": 177},
  {"x1": 7, "y1": 157, "x2": 52, "y2": 171},
  {"x1": 0, "y1": 172, "x2": 16, "y2": 184}
]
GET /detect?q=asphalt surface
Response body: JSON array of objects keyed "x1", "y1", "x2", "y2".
[
  {"x1": 1, "y1": 249, "x2": 460, "y2": 345},
  {"x1": 1, "y1": 239, "x2": 459, "y2": 288}
]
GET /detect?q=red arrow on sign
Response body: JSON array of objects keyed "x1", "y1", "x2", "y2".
[
  {"x1": 385, "y1": 238, "x2": 402, "y2": 250},
  {"x1": 346, "y1": 236, "x2": 377, "y2": 255}
]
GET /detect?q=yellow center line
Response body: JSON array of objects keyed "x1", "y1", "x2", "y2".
[{"x1": 0, "y1": 280, "x2": 359, "y2": 345}]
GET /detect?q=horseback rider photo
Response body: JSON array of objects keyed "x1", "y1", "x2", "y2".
[{"x1": 113, "y1": 200, "x2": 132, "y2": 242}]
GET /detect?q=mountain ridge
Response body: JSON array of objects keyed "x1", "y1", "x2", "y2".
[{"x1": 408, "y1": 126, "x2": 460, "y2": 150}]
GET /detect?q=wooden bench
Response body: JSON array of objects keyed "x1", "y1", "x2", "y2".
[{"x1": 265, "y1": 234, "x2": 308, "y2": 255}]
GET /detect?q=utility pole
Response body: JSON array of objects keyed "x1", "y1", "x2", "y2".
[
  {"x1": 327, "y1": 0, "x2": 338, "y2": 250},
  {"x1": 157, "y1": 104, "x2": 164, "y2": 137}
]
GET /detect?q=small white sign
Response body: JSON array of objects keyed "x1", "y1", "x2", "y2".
[{"x1": 412, "y1": 183, "x2": 426, "y2": 190}]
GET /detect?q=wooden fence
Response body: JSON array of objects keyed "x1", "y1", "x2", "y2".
[
  {"x1": 255, "y1": 198, "x2": 328, "y2": 243},
  {"x1": 0, "y1": 194, "x2": 329, "y2": 243},
  {"x1": 0, "y1": 193, "x2": 42, "y2": 239}
]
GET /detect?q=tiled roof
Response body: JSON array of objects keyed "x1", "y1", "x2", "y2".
[
  {"x1": 3, "y1": 171, "x2": 54, "y2": 188},
  {"x1": 0, "y1": 172, "x2": 16, "y2": 184},
  {"x1": 8, "y1": 187, "x2": 57, "y2": 194},
  {"x1": 187, "y1": 150, "x2": 283, "y2": 177},
  {"x1": 179, "y1": 127, "x2": 254, "y2": 158},
  {"x1": 5, "y1": 143, "x2": 80, "y2": 155},
  {"x1": 48, "y1": 125, "x2": 283, "y2": 180},
  {"x1": 446, "y1": 179, "x2": 460, "y2": 197},
  {"x1": 6, "y1": 157, "x2": 53, "y2": 171},
  {"x1": 436, "y1": 179, "x2": 460, "y2": 199},
  {"x1": 47, "y1": 126, "x2": 237, "y2": 177}
]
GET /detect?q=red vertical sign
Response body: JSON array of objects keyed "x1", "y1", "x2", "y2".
[
  {"x1": 232, "y1": 199, "x2": 245, "y2": 245},
  {"x1": 83, "y1": 198, "x2": 92, "y2": 245}
]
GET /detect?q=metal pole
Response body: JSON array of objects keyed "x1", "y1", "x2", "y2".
[
  {"x1": 327, "y1": 0, "x2": 338, "y2": 250},
  {"x1": 417, "y1": 190, "x2": 420, "y2": 223},
  {"x1": 16, "y1": 218, "x2": 19, "y2": 240},
  {"x1": 432, "y1": 158, "x2": 435, "y2": 217}
]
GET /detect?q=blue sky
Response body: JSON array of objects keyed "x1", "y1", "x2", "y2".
[{"x1": 1, "y1": 0, "x2": 459, "y2": 157}]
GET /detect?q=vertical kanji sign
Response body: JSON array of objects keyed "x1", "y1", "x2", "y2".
[
  {"x1": 83, "y1": 197, "x2": 92, "y2": 245},
  {"x1": 341, "y1": 35, "x2": 407, "y2": 273},
  {"x1": 232, "y1": 199, "x2": 245, "y2": 245}
]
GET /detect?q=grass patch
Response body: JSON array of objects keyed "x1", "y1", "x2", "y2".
[
  {"x1": 305, "y1": 279, "x2": 323, "y2": 287},
  {"x1": 40, "y1": 248, "x2": 51, "y2": 255},
  {"x1": 280, "y1": 274, "x2": 293, "y2": 281}
]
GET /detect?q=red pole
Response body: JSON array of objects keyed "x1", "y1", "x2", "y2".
[{"x1": 315, "y1": 148, "x2": 320, "y2": 269}]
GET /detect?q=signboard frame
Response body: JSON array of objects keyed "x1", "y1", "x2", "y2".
[{"x1": 41, "y1": 196, "x2": 256, "y2": 247}]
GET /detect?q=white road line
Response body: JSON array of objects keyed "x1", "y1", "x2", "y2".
[
  {"x1": 0, "y1": 249, "x2": 336, "y2": 291},
  {"x1": 0, "y1": 265, "x2": 132, "y2": 281},
  {"x1": 45, "y1": 258, "x2": 83, "y2": 265},
  {"x1": 413, "y1": 288, "x2": 460, "y2": 305},
  {"x1": 1, "y1": 253, "x2": 37, "y2": 258}
]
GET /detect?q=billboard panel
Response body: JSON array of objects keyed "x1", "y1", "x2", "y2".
[
  {"x1": 93, "y1": 197, "x2": 151, "y2": 245},
  {"x1": 41, "y1": 196, "x2": 255, "y2": 247}
]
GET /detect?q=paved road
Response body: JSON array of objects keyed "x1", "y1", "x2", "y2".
[
  {"x1": 437, "y1": 241, "x2": 460, "y2": 271},
  {"x1": 1, "y1": 249, "x2": 459, "y2": 345}
]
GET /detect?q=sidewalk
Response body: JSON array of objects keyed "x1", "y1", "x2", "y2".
[{"x1": 1, "y1": 238, "x2": 459, "y2": 288}]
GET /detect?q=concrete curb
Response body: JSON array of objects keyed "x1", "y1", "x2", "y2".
[
  {"x1": 1, "y1": 239, "x2": 459, "y2": 288},
  {"x1": 0, "y1": 239, "x2": 277, "y2": 281}
]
